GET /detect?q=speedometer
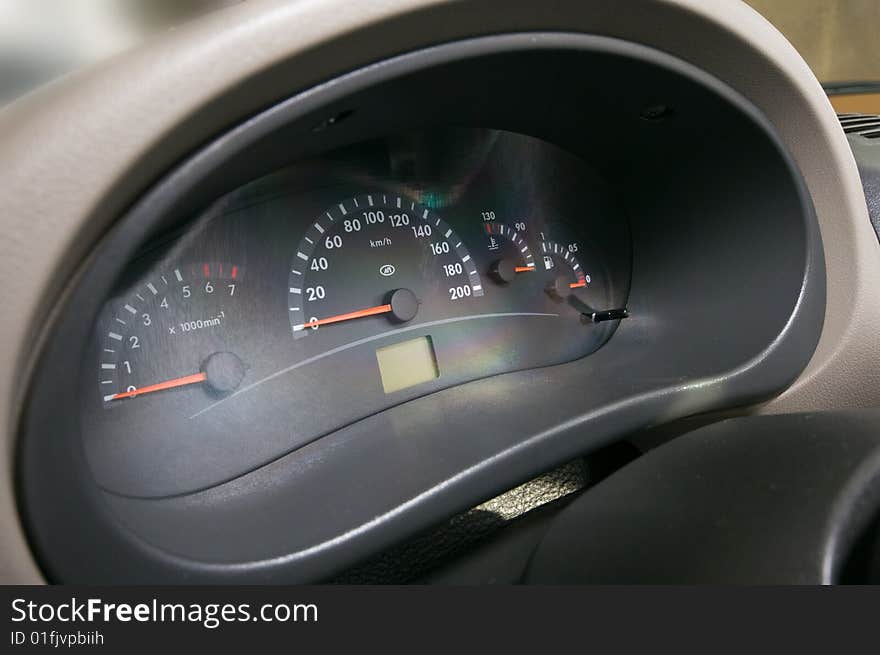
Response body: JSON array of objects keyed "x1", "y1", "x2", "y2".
[{"x1": 288, "y1": 193, "x2": 484, "y2": 339}]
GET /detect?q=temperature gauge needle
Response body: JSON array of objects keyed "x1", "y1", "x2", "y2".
[
  {"x1": 491, "y1": 260, "x2": 535, "y2": 283},
  {"x1": 111, "y1": 372, "x2": 207, "y2": 400},
  {"x1": 569, "y1": 280, "x2": 587, "y2": 289}
]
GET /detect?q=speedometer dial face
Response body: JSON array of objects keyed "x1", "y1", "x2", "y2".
[{"x1": 288, "y1": 193, "x2": 484, "y2": 340}]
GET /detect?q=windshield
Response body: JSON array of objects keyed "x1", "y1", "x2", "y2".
[
  {"x1": 747, "y1": 0, "x2": 880, "y2": 85},
  {"x1": 746, "y1": 0, "x2": 880, "y2": 113},
  {"x1": 0, "y1": 0, "x2": 238, "y2": 106}
]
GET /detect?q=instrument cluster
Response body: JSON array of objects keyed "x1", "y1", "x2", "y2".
[{"x1": 81, "y1": 128, "x2": 631, "y2": 498}]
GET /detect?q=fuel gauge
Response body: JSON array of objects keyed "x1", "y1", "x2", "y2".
[
  {"x1": 539, "y1": 239, "x2": 591, "y2": 298},
  {"x1": 540, "y1": 233, "x2": 628, "y2": 324}
]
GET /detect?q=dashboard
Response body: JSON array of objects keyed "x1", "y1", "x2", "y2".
[
  {"x1": 6, "y1": 0, "x2": 879, "y2": 584},
  {"x1": 85, "y1": 129, "x2": 630, "y2": 497}
]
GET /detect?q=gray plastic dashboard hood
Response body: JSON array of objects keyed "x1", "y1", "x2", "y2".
[{"x1": 0, "y1": 0, "x2": 875, "y2": 583}]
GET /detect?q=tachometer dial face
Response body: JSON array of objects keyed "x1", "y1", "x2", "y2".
[
  {"x1": 96, "y1": 263, "x2": 247, "y2": 407},
  {"x1": 289, "y1": 193, "x2": 484, "y2": 340}
]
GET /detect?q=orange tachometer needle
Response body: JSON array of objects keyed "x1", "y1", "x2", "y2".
[
  {"x1": 514, "y1": 265, "x2": 535, "y2": 273},
  {"x1": 569, "y1": 280, "x2": 587, "y2": 289},
  {"x1": 301, "y1": 303, "x2": 393, "y2": 329},
  {"x1": 111, "y1": 371, "x2": 208, "y2": 400}
]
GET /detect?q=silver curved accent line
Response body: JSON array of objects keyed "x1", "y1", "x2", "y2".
[{"x1": 189, "y1": 311, "x2": 560, "y2": 419}]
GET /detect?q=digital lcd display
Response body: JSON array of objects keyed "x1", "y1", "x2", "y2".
[{"x1": 376, "y1": 336, "x2": 439, "y2": 393}]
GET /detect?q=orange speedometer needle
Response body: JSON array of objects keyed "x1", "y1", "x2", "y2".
[
  {"x1": 111, "y1": 372, "x2": 207, "y2": 400},
  {"x1": 514, "y1": 265, "x2": 535, "y2": 273},
  {"x1": 301, "y1": 303, "x2": 393, "y2": 329},
  {"x1": 569, "y1": 280, "x2": 587, "y2": 289}
]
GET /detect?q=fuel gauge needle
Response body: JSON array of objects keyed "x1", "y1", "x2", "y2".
[{"x1": 110, "y1": 372, "x2": 207, "y2": 400}]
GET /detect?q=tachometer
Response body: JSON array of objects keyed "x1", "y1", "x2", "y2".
[
  {"x1": 289, "y1": 193, "x2": 484, "y2": 339},
  {"x1": 97, "y1": 262, "x2": 247, "y2": 406}
]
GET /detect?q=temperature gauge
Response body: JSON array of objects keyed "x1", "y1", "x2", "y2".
[{"x1": 484, "y1": 222, "x2": 536, "y2": 284}]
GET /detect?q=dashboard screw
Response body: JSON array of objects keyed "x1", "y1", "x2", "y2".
[
  {"x1": 640, "y1": 104, "x2": 674, "y2": 122},
  {"x1": 311, "y1": 109, "x2": 355, "y2": 132}
]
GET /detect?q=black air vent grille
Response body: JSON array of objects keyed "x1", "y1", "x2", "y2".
[{"x1": 838, "y1": 113, "x2": 880, "y2": 139}]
